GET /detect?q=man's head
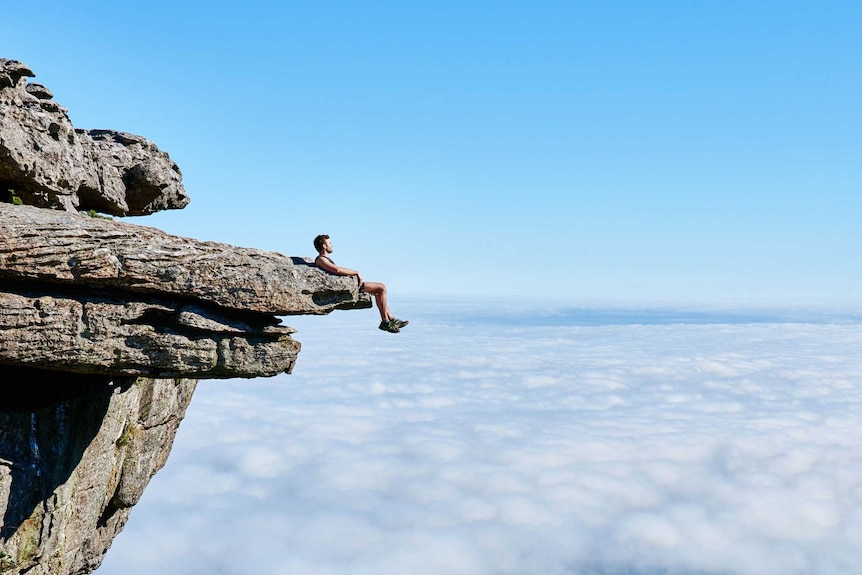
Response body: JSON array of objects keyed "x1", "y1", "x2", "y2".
[{"x1": 313, "y1": 234, "x2": 330, "y2": 253}]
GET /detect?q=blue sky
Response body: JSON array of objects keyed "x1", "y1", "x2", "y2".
[{"x1": 4, "y1": 1, "x2": 860, "y2": 305}]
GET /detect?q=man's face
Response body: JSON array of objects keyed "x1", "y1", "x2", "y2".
[{"x1": 324, "y1": 238, "x2": 333, "y2": 253}]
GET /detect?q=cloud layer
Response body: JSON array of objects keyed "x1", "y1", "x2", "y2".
[{"x1": 96, "y1": 302, "x2": 862, "y2": 574}]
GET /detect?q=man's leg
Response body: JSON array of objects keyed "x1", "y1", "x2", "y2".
[{"x1": 362, "y1": 282, "x2": 391, "y2": 322}]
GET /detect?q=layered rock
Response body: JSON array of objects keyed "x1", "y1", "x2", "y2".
[
  {"x1": 0, "y1": 58, "x2": 371, "y2": 574},
  {"x1": 0, "y1": 203, "x2": 369, "y2": 317},
  {"x1": 0, "y1": 58, "x2": 188, "y2": 215},
  {"x1": 0, "y1": 203, "x2": 370, "y2": 379}
]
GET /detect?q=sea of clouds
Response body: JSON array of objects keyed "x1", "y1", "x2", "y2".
[{"x1": 95, "y1": 299, "x2": 862, "y2": 575}]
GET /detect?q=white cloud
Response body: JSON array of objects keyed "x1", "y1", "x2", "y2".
[{"x1": 96, "y1": 303, "x2": 862, "y2": 575}]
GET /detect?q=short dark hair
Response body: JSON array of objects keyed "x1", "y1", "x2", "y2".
[{"x1": 313, "y1": 234, "x2": 329, "y2": 252}]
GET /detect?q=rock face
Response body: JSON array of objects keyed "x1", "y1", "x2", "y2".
[
  {"x1": 0, "y1": 59, "x2": 371, "y2": 574},
  {"x1": 0, "y1": 203, "x2": 370, "y2": 318},
  {"x1": 0, "y1": 203, "x2": 370, "y2": 379},
  {"x1": 1, "y1": 372, "x2": 197, "y2": 575},
  {"x1": 0, "y1": 59, "x2": 188, "y2": 216}
]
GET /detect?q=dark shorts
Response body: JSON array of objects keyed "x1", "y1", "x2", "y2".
[{"x1": 359, "y1": 282, "x2": 366, "y2": 292}]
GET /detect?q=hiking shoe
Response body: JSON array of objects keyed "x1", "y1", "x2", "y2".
[
  {"x1": 379, "y1": 320, "x2": 400, "y2": 333},
  {"x1": 393, "y1": 318, "x2": 409, "y2": 329}
]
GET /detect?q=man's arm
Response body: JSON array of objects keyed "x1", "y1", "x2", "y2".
[{"x1": 315, "y1": 255, "x2": 363, "y2": 284}]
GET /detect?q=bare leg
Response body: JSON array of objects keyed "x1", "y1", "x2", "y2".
[{"x1": 361, "y1": 282, "x2": 392, "y2": 322}]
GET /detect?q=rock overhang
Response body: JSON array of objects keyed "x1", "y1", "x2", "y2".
[{"x1": 0, "y1": 59, "x2": 371, "y2": 379}]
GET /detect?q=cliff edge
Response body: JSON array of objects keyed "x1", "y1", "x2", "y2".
[{"x1": 0, "y1": 58, "x2": 370, "y2": 575}]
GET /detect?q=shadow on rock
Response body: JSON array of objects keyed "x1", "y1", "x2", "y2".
[
  {"x1": 0, "y1": 367, "x2": 196, "y2": 575},
  {"x1": 1, "y1": 368, "x2": 119, "y2": 541}
]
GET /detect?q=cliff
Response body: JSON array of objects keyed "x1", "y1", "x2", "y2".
[{"x1": 0, "y1": 58, "x2": 370, "y2": 574}]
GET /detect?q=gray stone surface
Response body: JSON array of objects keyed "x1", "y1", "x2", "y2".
[
  {"x1": 0, "y1": 58, "x2": 188, "y2": 216},
  {"x1": 0, "y1": 203, "x2": 370, "y2": 378},
  {"x1": 0, "y1": 290, "x2": 301, "y2": 378},
  {"x1": 0, "y1": 203, "x2": 369, "y2": 316},
  {"x1": 0, "y1": 372, "x2": 197, "y2": 575}
]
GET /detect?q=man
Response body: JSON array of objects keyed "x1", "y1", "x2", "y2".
[{"x1": 313, "y1": 234, "x2": 408, "y2": 333}]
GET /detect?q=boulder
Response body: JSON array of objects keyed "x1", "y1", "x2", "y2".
[{"x1": 0, "y1": 58, "x2": 188, "y2": 215}]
